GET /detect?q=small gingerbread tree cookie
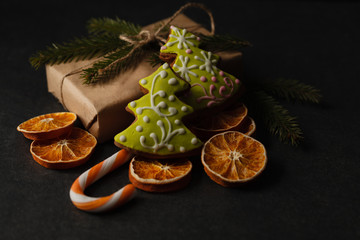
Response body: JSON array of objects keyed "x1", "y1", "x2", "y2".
[
  {"x1": 160, "y1": 26, "x2": 243, "y2": 111},
  {"x1": 114, "y1": 63, "x2": 202, "y2": 158}
]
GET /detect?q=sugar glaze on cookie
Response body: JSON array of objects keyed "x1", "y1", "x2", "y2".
[
  {"x1": 114, "y1": 63, "x2": 202, "y2": 158},
  {"x1": 160, "y1": 26, "x2": 242, "y2": 110}
]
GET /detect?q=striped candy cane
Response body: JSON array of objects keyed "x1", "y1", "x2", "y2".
[{"x1": 69, "y1": 149, "x2": 136, "y2": 212}]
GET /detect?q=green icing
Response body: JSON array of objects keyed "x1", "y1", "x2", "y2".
[
  {"x1": 114, "y1": 63, "x2": 202, "y2": 155},
  {"x1": 160, "y1": 26, "x2": 242, "y2": 110}
]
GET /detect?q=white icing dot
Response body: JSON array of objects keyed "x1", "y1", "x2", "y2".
[
  {"x1": 157, "y1": 120, "x2": 164, "y2": 127},
  {"x1": 167, "y1": 144, "x2": 174, "y2": 151},
  {"x1": 140, "y1": 79, "x2": 147, "y2": 85},
  {"x1": 129, "y1": 101, "x2": 136, "y2": 108},
  {"x1": 168, "y1": 107, "x2": 177, "y2": 114},
  {"x1": 150, "y1": 133, "x2": 157, "y2": 138},
  {"x1": 163, "y1": 63, "x2": 169, "y2": 69},
  {"x1": 158, "y1": 101, "x2": 167, "y2": 108},
  {"x1": 168, "y1": 78, "x2": 178, "y2": 85},
  {"x1": 160, "y1": 70, "x2": 168, "y2": 78},
  {"x1": 143, "y1": 116, "x2": 150, "y2": 123},
  {"x1": 180, "y1": 146, "x2": 186, "y2": 152},
  {"x1": 174, "y1": 119, "x2": 181, "y2": 125},
  {"x1": 191, "y1": 138, "x2": 198, "y2": 145},
  {"x1": 136, "y1": 108, "x2": 143, "y2": 114},
  {"x1": 181, "y1": 106, "x2": 188, "y2": 112},
  {"x1": 168, "y1": 95, "x2": 176, "y2": 101},
  {"x1": 136, "y1": 126, "x2": 143, "y2": 132},
  {"x1": 158, "y1": 90, "x2": 166, "y2": 97},
  {"x1": 119, "y1": 135, "x2": 126, "y2": 142},
  {"x1": 178, "y1": 128, "x2": 185, "y2": 135}
]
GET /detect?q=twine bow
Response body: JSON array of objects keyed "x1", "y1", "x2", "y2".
[
  {"x1": 60, "y1": 2, "x2": 215, "y2": 113},
  {"x1": 108, "y1": 2, "x2": 215, "y2": 74}
]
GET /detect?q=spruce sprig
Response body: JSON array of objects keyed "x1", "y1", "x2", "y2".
[
  {"x1": 242, "y1": 78, "x2": 321, "y2": 145},
  {"x1": 29, "y1": 17, "x2": 146, "y2": 83},
  {"x1": 29, "y1": 17, "x2": 142, "y2": 71},
  {"x1": 87, "y1": 17, "x2": 141, "y2": 36},
  {"x1": 81, "y1": 45, "x2": 145, "y2": 84},
  {"x1": 243, "y1": 90, "x2": 304, "y2": 146},
  {"x1": 29, "y1": 35, "x2": 125, "y2": 69},
  {"x1": 199, "y1": 34, "x2": 252, "y2": 52},
  {"x1": 261, "y1": 78, "x2": 322, "y2": 103}
]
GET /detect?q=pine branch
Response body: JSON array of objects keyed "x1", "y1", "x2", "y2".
[
  {"x1": 243, "y1": 90, "x2": 303, "y2": 145},
  {"x1": 29, "y1": 34, "x2": 125, "y2": 69},
  {"x1": 260, "y1": 78, "x2": 322, "y2": 103},
  {"x1": 199, "y1": 34, "x2": 252, "y2": 52},
  {"x1": 87, "y1": 17, "x2": 141, "y2": 36},
  {"x1": 81, "y1": 45, "x2": 145, "y2": 84},
  {"x1": 147, "y1": 52, "x2": 165, "y2": 67}
]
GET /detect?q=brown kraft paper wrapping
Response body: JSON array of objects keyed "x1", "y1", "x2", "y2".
[{"x1": 46, "y1": 14, "x2": 243, "y2": 143}]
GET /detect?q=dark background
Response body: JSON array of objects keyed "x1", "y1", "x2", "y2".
[{"x1": 1, "y1": 0, "x2": 360, "y2": 239}]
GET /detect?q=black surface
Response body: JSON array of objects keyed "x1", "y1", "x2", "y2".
[{"x1": 1, "y1": 1, "x2": 360, "y2": 239}]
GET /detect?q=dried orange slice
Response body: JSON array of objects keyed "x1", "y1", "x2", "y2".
[
  {"x1": 239, "y1": 116, "x2": 256, "y2": 136},
  {"x1": 201, "y1": 131, "x2": 266, "y2": 187},
  {"x1": 30, "y1": 128, "x2": 97, "y2": 169},
  {"x1": 190, "y1": 103, "x2": 248, "y2": 140},
  {"x1": 129, "y1": 156, "x2": 192, "y2": 192},
  {"x1": 17, "y1": 112, "x2": 77, "y2": 140}
]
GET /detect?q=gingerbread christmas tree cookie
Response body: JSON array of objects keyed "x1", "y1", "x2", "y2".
[
  {"x1": 160, "y1": 26, "x2": 243, "y2": 111},
  {"x1": 114, "y1": 63, "x2": 202, "y2": 158}
]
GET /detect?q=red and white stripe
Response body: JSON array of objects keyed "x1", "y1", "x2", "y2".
[{"x1": 69, "y1": 149, "x2": 136, "y2": 212}]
